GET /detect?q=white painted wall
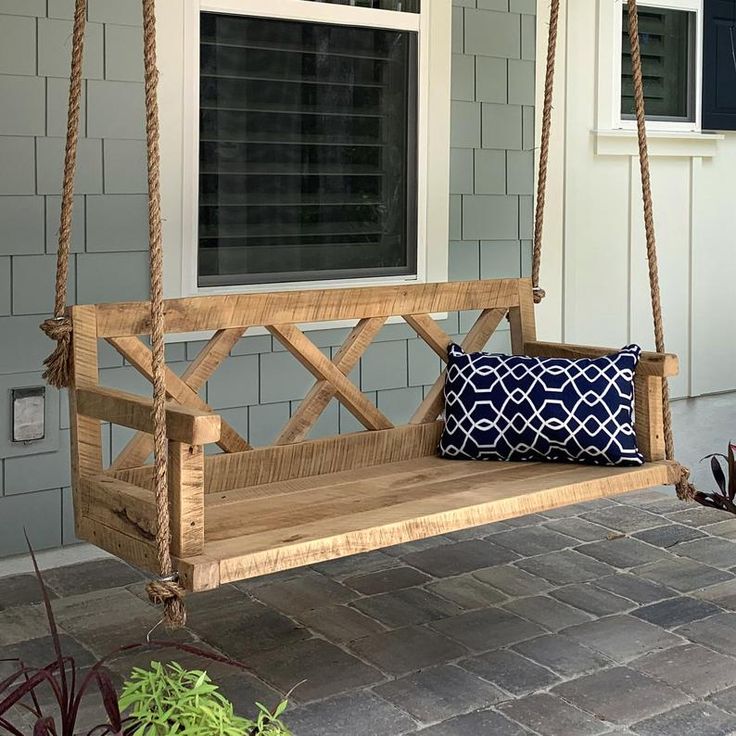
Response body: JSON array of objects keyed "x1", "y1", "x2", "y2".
[{"x1": 534, "y1": 0, "x2": 736, "y2": 398}]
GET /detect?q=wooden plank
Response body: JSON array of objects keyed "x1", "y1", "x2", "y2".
[
  {"x1": 109, "y1": 330, "x2": 249, "y2": 469},
  {"x1": 205, "y1": 460, "x2": 678, "y2": 583},
  {"x1": 275, "y1": 317, "x2": 386, "y2": 445},
  {"x1": 268, "y1": 323, "x2": 393, "y2": 432},
  {"x1": 168, "y1": 442, "x2": 205, "y2": 557},
  {"x1": 77, "y1": 386, "x2": 222, "y2": 445},
  {"x1": 524, "y1": 341, "x2": 679, "y2": 377},
  {"x1": 509, "y1": 280, "x2": 537, "y2": 354},
  {"x1": 94, "y1": 279, "x2": 522, "y2": 337},
  {"x1": 411, "y1": 307, "x2": 508, "y2": 424},
  {"x1": 635, "y1": 375, "x2": 665, "y2": 462},
  {"x1": 403, "y1": 314, "x2": 452, "y2": 360}
]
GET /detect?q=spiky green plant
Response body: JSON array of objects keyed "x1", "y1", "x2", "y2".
[{"x1": 119, "y1": 662, "x2": 291, "y2": 736}]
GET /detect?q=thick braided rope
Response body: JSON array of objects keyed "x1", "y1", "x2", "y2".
[
  {"x1": 141, "y1": 0, "x2": 186, "y2": 628},
  {"x1": 627, "y1": 0, "x2": 695, "y2": 501},
  {"x1": 39, "y1": 0, "x2": 87, "y2": 389},
  {"x1": 531, "y1": 0, "x2": 561, "y2": 304}
]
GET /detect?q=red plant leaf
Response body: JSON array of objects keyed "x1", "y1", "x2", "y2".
[
  {"x1": 729, "y1": 443, "x2": 736, "y2": 501},
  {"x1": 95, "y1": 670, "x2": 122, "y2": 731},
  {"x1": 711, "y1": 455, "x2": 727, "y2": 495},
  {"x1": 33, "y1": 716, "x2": 57, "y2": 735}
]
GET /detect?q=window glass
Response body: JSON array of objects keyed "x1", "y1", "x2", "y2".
[
  {"x1": 199, "y1": 12, "x2": 418, "y2": 286},
  {"x1": 621, "y1": 6, "x2": 694, "y2": 120},
  {"x1": 305, "y1": 0, "x2": 420, "y2": 12}
]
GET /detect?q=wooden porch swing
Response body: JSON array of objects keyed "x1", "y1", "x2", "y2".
[{"x1": 42, "y1": 0, "x2": 693, "y2": 626}]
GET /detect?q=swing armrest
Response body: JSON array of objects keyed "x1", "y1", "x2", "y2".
[
  {"x1": 523, "y1": 341, "x2": 679, "y2": 377},
  {"x1": 76, "y1": 386, "x2": 222, "y2": 445}
]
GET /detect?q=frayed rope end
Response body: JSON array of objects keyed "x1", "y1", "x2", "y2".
[
  {"x1": 675, "y1": 465, "x2": 696, "y2": 502},
  {"x1": 40, "y1": 317, "x2": 73, "y2": 389},
  {"x1": 147, "y1": 578, "x2": 187, "y2": 629}
]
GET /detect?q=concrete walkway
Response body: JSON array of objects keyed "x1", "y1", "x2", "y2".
[{"x1": 1, "y1": 393, "x2": 734, "y2": 735}]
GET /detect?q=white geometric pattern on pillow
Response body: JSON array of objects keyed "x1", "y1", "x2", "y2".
[{"x1": 438, "y1": 343, "x2": 644, "y2": 467}]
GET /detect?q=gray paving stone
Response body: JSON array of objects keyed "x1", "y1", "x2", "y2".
[
  {"x1": 552, "y1": 667, "x2": 688, "y2": 726},
  {"x1": 693, "y1": 579, "x2": 736, "y2": 610},
  {"x1": 41, "y1": 558, "x2": 144, "y2": 597},
  {"x1": 0, "y1": 634, "x2": 95, "y2": 679},
  {"x1": 678, "y1": 612, "x2": 736, "y2": 656},
  {"x1": 504, "y1": 595, "x2": 591, "y2": 631},
  {"x1": 473, "y1": 565, "x2": 554, "y2": 597},
  {"x1": 383, "y1": 536, "x2": 453, "y2": 557},
  {"x1": 551, "y1": 584, "x2": 633, "y2": 617},
  {"x1": 632, "y1": 596, "x2": 720, "y2": 629},
  {"x1": 499, "y1": 692, "x2": 610, "y2": 736},
  {"x1": 577, "y1": 537, "x2": 669, "y2": 569},
  {"x1": 638, "y1": 496, "x2": 689, "y2": 515},
  {"x1": 416, "y1": 709, "x2": 529, "y2": 735},
  {"x1": 581, "y1": 506, "x2": 664, "y2": 534},
  {"x1": 403, "y1": 539, "x2": 519, "y2": 577},
  {"x1": 461, "y1": 648, "x2": 560, "y2": 695},
  {"x1": 539, "y1": 499, "x2": 616, "y2": 519},
  {"x1": 594, "y1": 573, "x2": 676, "y2": 605},
  {"x1": 544, "y1": 518, "x2": 614, "y2": 542},
  {"x1": 312, "y1": 550, "x2": 399, "y2": 580},
  {"x1": 344, "y1": 566, "x2": 431, "y2": 595},
  {"x1": 512, "y1": 633, "x2": 613, "y2": 678},
  {"x1": 632, "y1": 643, "x2": 736, "y2": 698},
  {"x1": 666, "y1": 506, "x2": 730, "y2": 528},
  {"x1": 352, "y1": 588, "x2": 463, "y2": 628},
  {"x1": 672, "y1": 537, "x2": 736, "y2": 568},
  {"x1": 703, "y1": 519, "x2": 736, "y2": 540},
  {"x1": 490, "y1": 526, "x2": 576, "y2": 557},
  {"x1": 710, "y1": 686, "x2": 736, "y2": 714},
  {"x1": 562, "y1": 614, "x2": 681, "y2": 663},
  {"x1": 495, "y1": 513, "x2": 549, "y2": 528},
  {"x1": 636, "y1": 557, "x2": 733, "y2": 593},
  {"x1": 633, "y1": 524, "x2": 706, "y2": 548},
  {"x1": 632, "y1": 702, "x2": 736, "y2": 736},
  {"x1": 427, "y1": 574, "x2": 507, "y2": 609},
  {"x1": 374, "y1": 664, "x2": 504, "y2": 723},
  {"x1": 247, "y1": 637, "x2": 383, "y2": 704},
  {"x1": 0, "y1": 573, "x2": 55, "y2": 610},
  {"x1": 0, "y1": 605, "x2": 49, "y2": 647},
  {"x1": 515, "y1": 550, "x2": 616, "y2": 585},
  {"x1": 296, "y1": 604, "x2": 386, "y2": 643},
  {"x1": 348, "y1": 625, "x2": 468, "y2": 676},
  {"x1": 286, "y1": 692, "x2": 417, "y2": 736},
  {"x1": 431, "y1": 607, "x2": 544, "y2": 651},
  {"x1": 247, "y1": 571, "x2": 357, "y2": 615}
]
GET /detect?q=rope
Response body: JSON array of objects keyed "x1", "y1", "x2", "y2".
[
  {"x1": 141, "y1": 0, "x2": 186, "y2": 628},
  {"x1": 531, "y1": 0, "x2": 561, "y2": 304},
  {"x1": 626, "y1": 0, "x2": 695, "y2": 501},
  {"x1": 39, "y1": 0, "x2": 87, "y2": 388}
]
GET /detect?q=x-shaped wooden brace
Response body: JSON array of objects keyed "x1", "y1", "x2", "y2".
[
  {"x1": 267, "y1": 317, "x2": 393, "y2": 444},
  {"x1": 405, "y1": 308, "x2": 508, "y2": 424},
  {"x1": 108, "y1": 328, "x2": 252, "y2": 470}
]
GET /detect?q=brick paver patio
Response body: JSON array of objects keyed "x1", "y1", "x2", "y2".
[{"x1": 1, "y1": 394, "x2": 735, "y2": 735}]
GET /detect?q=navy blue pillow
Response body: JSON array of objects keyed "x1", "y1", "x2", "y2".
[{"x1": 439, "y1": 343, "x2": 644, "y2": 467}]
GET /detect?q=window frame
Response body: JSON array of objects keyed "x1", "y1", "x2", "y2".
[
  {"x1": 158, "y1": 0, "x2": 451, "y2": 300},
  {"x1": 607, "y1": 0, "x2": 704, "y2": 133}
]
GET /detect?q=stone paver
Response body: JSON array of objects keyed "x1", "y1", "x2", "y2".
[
  {"x1": 577, "y1": 537, "x2": 668, "y2": 569},
  {"x1": 632, "y1": 596, "x2": 720, "y2": 628},
  {"x1": 0, "y1": 573, "x2": 55, "y2": 610},
  {"x1": 512, "y1": 633, "x2": 613, "y2": 678},
  {"x1": 631, "y1": 702, "x2": 736, "y2": 736},
  {"x1": 636, "y1": 557, "x2": 733, "y2": 592},
  {"x1": 504, "y1": 594, "x2": 591, "y2": 631},
  {"x1": 247, "y1": 570, "x2": 358, "y2": 614},
  {"x1": 551, "y1": 583, "x2": 633, "y2": 616},
  {"x1": 515, "y1": 549, "x2": 616, "y2": 585},
  {"x1": 473, "y1": 564, "x2": 554, "y2": 597},
  {"x1": 426, "y1": 573, "x2": 507, "y2": 609},
  {"x1": 41, "y1": 558, "x2": 144, "y2": 597},
  {"x1": 678, "y1": 611, "x2": 736, "y2": 656},
  {"x1": 352, "y1": 588, "x2": 463, "y2": 628},
  {"x1": 344, "y1": 566, "x2": 431, "y2": 595},
  {"x1": 671, "y1": 537, "x2": 736, "y2": 568},
  {"x1": 374, "y1": 664, "x2": 504, "y2": 723},
  {"x1": 402, "y1": 539, "x2": 519, "y2": 577},
  {"x1": 461, "y1": 648, "x2": 560, "y2": 695},
  {"x1": 580, "y1": 505, "x2": 664, "y2": 534},
  {"x1": 296, "y1": 604, "x2": 386, "y2": 643},
  {"x1": 498, "y1": 692, "x2": 610, "y2": 736},
  {"x1": 594, "y1": 573, "x2": 676, "y2": 604},
  {"x1": 633, "y1": 524, "x2": 705, "y2": 548},
  {"x1": 489, "y1": 526, "x2": 576, "y2": 556},
  {"x1": 552, "y1": 667, "x2": 688, "y2": 725},
  {"x1": 543, "y1": 517, "x2": 614, "y2": 542},
  {"x1": 631, "y1": 643, "x2": 736, "y2": 698},
  {"x1": 415, "y1": 709, "x2": 529, "y2": 735}
]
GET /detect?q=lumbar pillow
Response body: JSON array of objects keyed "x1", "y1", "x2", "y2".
[{"x1": 439, "y1": 343, "x2": 644, "y2": 467}]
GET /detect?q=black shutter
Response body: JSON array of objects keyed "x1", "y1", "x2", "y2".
[{"x1": 702, "y1": 0, "x2": 736, "y2": 130}]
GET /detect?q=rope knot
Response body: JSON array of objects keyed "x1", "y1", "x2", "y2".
[
  {"x1": 40, "y1": 316, "x2": 73, "y2": 389},
  {"x1": 532, "y1": 288, "x2": 546, "y2": 304},
  {"x1": 146, "y1": 576, "x2": 187, "y2": 629},
  {"x1": 674, "y1": 463, "x2": 696, "y2": 502}
]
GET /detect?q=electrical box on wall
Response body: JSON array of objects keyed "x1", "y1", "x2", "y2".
[{"x1": 12, "y1": 387, "x2": 45, "y2": 443}]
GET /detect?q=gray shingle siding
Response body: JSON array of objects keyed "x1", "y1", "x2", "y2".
[{"x1": 0, "y1": 0, "x2": 535, "y2": 556}]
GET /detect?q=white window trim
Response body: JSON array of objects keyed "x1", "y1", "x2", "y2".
[
  {"x1": 597, "y1": 0, "x2": 703, "y2": 134},
  {"x1": 157, "y1": 0, "x2": 451, "y2": 302}
]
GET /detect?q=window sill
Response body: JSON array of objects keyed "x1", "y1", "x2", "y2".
[{"x1": 593, "y1": 129, "x2": 724, "y2": 158}]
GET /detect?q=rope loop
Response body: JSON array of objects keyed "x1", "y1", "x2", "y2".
[{"x1": 532, "y1": 287, "x2": 546, "y2": 304}]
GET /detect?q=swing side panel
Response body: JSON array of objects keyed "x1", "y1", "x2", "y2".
[{"x1": 68, "y1": 278, "x2": 680, "y2": 591}]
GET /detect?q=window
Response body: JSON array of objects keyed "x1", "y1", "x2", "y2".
[
  {"x1": 621, "y1": 6, "x2": 696, "y2": 121},
  {"x1": 199, "y1": 12, "x2": 418, "y2": 286},
  {"x1": 157, "y1": 0, "x2": 451, "y2": 298},
  {"x1": 702, "y1": 0, "x2": 736, "y2": 130},
  {"x1": 610, "y1": 0, "x2": 703, "y2": 132}
]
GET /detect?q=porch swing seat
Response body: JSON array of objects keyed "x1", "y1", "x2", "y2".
[{"x1": 68, "y1": 277, "x2": 680, "y2": 592}]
